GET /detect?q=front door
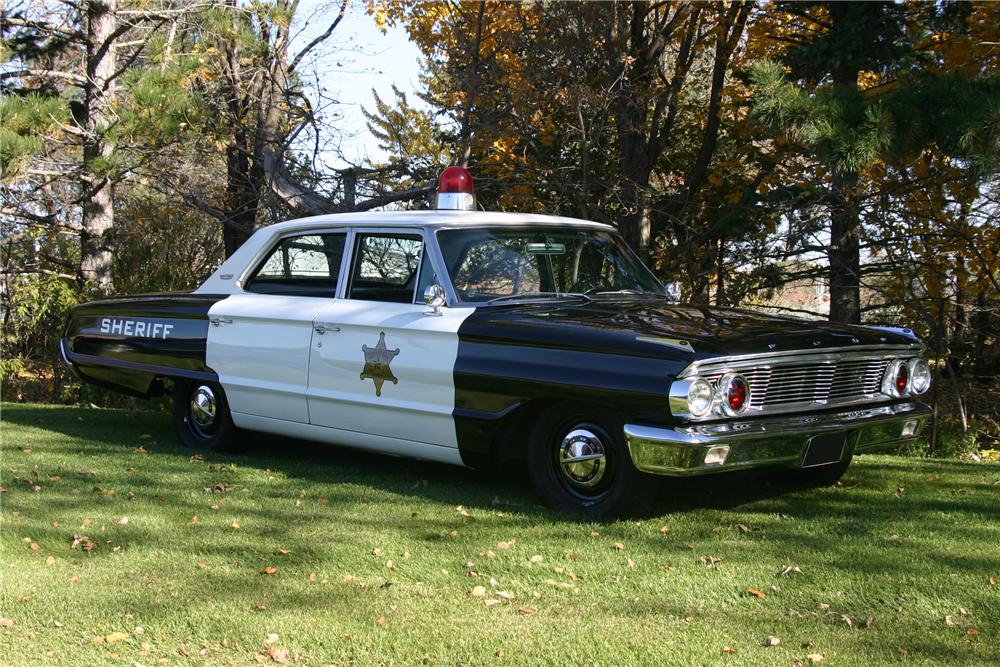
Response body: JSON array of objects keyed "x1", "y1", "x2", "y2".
[
  {"x1": 306, "y1": 231, "x2": 473, "y2": 448},
  {"x1": 207, "y1": 231, "x2": 347, "y2": 423}
]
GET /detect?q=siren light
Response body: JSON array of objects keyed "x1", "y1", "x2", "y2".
[{"x1": 435, "y1": 166, "x2": 476, "y2": 211}]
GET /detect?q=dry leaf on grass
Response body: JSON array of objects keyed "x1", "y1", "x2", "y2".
[
  {"x1": 45, "y1": 555, "x2": 56, "y2": 566},
  {"x1": 0, "y1": 619, "x2": 13, "y2": 628},
  {"x1": 805, "y1": 654, "x2": 825, "y2": 664},
  {"x1": 70, "y1": 534, "x2": 96, "y2": 551},
  {"x1": 778, "y1": 566, "x2": 804, "y2": 576},
  {"x1": 529, "y1": 555, "x2": 544, "y2": 564},
  {"x1": 518, "y1": 607, "x2": 537, "y2": 615},
  {"x1": 764, "y1": 636, "x2": 781, "y2": 647},
  {"x1": 699, "y1": 556, "x2": 723, "y2": 565},
  {"x1": 115, "y1": 516, "x2": 128, "y2": 525},
  {"x1": 747, "y1": 588, "x2": 767, "y2": 600},
  {"x1": 267, "y1": 645, "x2": 288, "y2": 663},
  {"x1": 612, "y1": 542, "x2": 625, "y2": 551},
  {"x1": 262, "y1": 567, "x2": 278, "y2": 576}
]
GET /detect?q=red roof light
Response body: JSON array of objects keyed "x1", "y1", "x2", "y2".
[{"x1": 438, "y1": 166, "x2": 475, "y2": 193}]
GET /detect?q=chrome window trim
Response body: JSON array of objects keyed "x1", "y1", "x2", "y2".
[{"x1": 236, "y1": 228, "x2": 351, "y2": 297}]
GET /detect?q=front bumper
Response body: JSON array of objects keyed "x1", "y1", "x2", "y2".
[{"x1": 625, "y1": 402, "x2": 930, "y2": 476}]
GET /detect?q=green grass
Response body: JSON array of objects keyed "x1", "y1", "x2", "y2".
[{"x1": 1, "y1": 403, "x2": 998, "y2": 666}]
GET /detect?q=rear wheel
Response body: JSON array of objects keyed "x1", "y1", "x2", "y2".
[
  {"x1": 527, "y1": 407, "x2": 658, "y2": 518},
  {"x1": 172, "y1": 379, "x2": 240, "y2": 451}
]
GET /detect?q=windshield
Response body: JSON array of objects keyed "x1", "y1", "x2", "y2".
[{"x1": 436, "y1": 227, "x2": 662, "y2": 303}]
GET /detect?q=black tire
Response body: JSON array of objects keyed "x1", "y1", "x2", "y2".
[
  {"x1": 527, "y1": 406, "x2": 659, "y2": 518},
  {"x1": 172, "y1": 379, "x2": 241, "y2": 451}
]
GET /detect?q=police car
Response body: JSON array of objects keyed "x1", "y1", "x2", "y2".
[{"x1": 61, "y1": 167, "x2": 932, "y2": 516}]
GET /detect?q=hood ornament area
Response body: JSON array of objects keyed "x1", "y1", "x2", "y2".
[{"x1": 361, "y1": 332, "x2": 400, "y2": 397}]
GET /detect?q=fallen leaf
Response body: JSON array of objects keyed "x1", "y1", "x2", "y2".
[
  {"x1": 612, "y1": 542, "x2": 625, "y2": 551},
  {"x1": 471, "y1": 586, "x2": 487, "y2": 597},
  {"x1": 267, "y1": 645, "x2": 288, "y2": 663},
  {"x1": 496, "y1": 591, "x2": 515, "y2": 601},
  {"x1": 945, "y1": 615, "x2": 955, "y2": 627},
  {"x1": 736, "y1": 524, "x2": 750, "y2": 533},
  {"x1": 385, "y1": 560, "x2": 395, "y2": 570},
  {"x1": 518, "y1": 607, "x2": 537, "y2": 615},
  {"x1": 265, "y1": 633, "x2": 279, "y2": 645},
  {"x1": 70, "y1": 534, "x2": 96, "y2": 551},
  {"x1": 722, "y1": 646, "x2": 735, "y2": 654},
  {"x1": 529, "y1": 555, "x2": 544, "y2": 564},
  {"x1": 82, "y1": 519, "x2": 93, "y2": 527},
  {"x1": 842, "y1": 615, "x2": 854, "y2": 629},
  {"x1": 53, "y1": 620, "x2": 63, "y2": 628},
  {"x1": 196, "y1": 562, "x2": 207, "y2": 570},
  {"x1": 230, "y1": 522, "x2": 240, "y2": 530},
  {"x1": 764, "y1": 636, "x2": 781, "y2": 647},
  {"x1": 134, "y1": 626, "x2": 144, "y2": 635},
  {"x1": 115, "y1": 516, "x2": 128, "y2": 525},
  {"x1": 0, "y1": 619, "x2": 13, "y2": 628},
  {"x1": 276, "y1": 548, "x2": 290, "y2": 556},
  {"x1": 188, "y1": 516, "x2": 200, "y2": 525},
  {"x1": 989, "y1": 576, "x2": 997, "y2": 588},
  {"x1": 748, "y1": 588, "x2": 767, "y2": 600},
  {"x1": 700, "y1": 556, "x2": 723, "y2": 565},
  {"x1": 484, "y1": 599, "x2": 502, "y2": 607},
  {"x1": 371, "y1": 547, "x2": 383, "y2": 557},
  {"x1": 496, "y1": 540, "x2": 515, "y2": 550},
  {"x1": 805, "y1": 654, "x2": 825, "y2": 664},
  {"x1": 29, "y1": 542, "x2": 40, "y2": 551},
  {"x1": 255, "y1": 603, "x2": 268, "y2": 611},
  {"x1": 778, "y1": 565, "x2": 804, "y2": 576},
  {"x1": 966, "y1": 628, "x2": 978, "y2": 636},
  {"x1": 659, "y1": 526, "x2": 670, "y2": 533},
  {"x1": 376, "y1": 617, "x2": 387, "y2": 625},
  {"x1": 262, "y1": 567, "x2": 278, "y2": 575},
  {"x1": 456, "y1": 505, "x2": 474, "y2": 520},
  {"x1": 105, "y1": 631, "x2": 129, "y2": 643},
  {"x1": 45, "y1": 555, "x2": 56, "y2": 567}
]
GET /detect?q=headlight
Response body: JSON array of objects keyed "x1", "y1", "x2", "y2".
[
  {"x1": 882, "y1": 359, "x2": 910, "y2": 398},
  {"x1": 687, "y1": 378, "x2": 714, "y2": 417},
  {"x1": 719, "y1": 373, "x2": 750, "y2": 416},
  {"x1": 908, "y1": 358, "x2": 931, "y2": 395}
]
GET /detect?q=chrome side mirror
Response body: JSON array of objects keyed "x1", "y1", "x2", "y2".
[
  {"x1": 423, "y1": 284, "x2": 447, "y2": 316},
  {"x1": 663, "y1": 282, "x2": 682, "y2": 303}
]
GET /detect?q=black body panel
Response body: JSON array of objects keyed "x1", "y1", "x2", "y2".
[
  {"x1": 62, "y1": 293, "x2": 228, "y2": 398},
  {"x1": 452, "y1": 296, "x2": 919, "y2": 467}
]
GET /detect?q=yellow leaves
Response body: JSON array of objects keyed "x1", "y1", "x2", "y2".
[
  {"x1": 262, "y1": 566, "x2": 278, "y2": 576},
  {"x1": 747, "y1": 588, "x2": 767, "y2": 600},
  {"x1": 45, "y1": 555, "x2": 56, "y2": 567}
]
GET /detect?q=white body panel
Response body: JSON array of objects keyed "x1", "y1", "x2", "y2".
[
  {"x1": 206, "y1": 294, "x2": 325, "y2": 423},
  {"x1": 232, "y1": 413, "x2": 465, "y2": 466},
  {"x1": 307, "y1": 300, "x2": 474, "y2": 447}
]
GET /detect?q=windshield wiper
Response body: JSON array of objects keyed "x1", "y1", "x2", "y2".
[
  {"x1": 584, "y1": 288, "x2": 648, "y2": 297},
  {"x1": 486, "y1": 291, "x2": 591, "y2": 305}
]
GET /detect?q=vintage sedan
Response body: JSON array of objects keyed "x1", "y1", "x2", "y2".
[{"x1": 61, "y1": 168, "x2": 931, "y2": 516}]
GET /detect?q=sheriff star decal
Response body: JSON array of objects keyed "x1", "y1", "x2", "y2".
[{"x1": 360, "y1": 331, "x2": 400, "y2": 397}]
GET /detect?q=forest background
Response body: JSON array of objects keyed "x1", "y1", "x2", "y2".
[{"x1": 2, "y1": 0, "x2": 998, "y2": 457}]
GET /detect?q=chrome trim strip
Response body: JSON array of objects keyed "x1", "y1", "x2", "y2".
[
  {"x1": 678, "y1": 344, "x2": 922, "y2": 378},
  {"x1": 635, "y1": 335, "x2": 694, "y2": 353}
]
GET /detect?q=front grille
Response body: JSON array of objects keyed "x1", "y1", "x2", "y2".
[
  {"x1": 702, "y1": 358, "x2": 890, "y2": 410},
  {"x1": 683, "y1": 346, "x2": 921, "y2": 418}
]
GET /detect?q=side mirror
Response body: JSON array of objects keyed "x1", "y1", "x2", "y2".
[
  {"x1": 423, "y1": 284, "x2": 447, "y2": 316},
  {"x1": 663, "y1": 282, "x2": 682, "y2": 303}
]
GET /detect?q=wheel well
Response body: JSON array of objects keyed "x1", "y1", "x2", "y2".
[{"x1": 488, "y1": 399, "x2": 618, "y2": 467}]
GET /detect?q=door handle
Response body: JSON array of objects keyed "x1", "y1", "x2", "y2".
[
  {"x1": 314, "y1": 324, "x2": 341, "y2": 335},
  {"x1": 209, "y1": 317, "x2": 233, "y2": 327}
]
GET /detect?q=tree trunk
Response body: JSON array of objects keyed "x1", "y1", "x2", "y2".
[
  {"x1": 827, "y1": 169, "x2": 862, "y2": 324},
  {"x1": 79, "y1": 0, "x2": 118, "y2": 288}
]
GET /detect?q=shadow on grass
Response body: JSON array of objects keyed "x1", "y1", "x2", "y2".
[{"x1": 3, "y1": 403, "x2": 997, "y2": 537}]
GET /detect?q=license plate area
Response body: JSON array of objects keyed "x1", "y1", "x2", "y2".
[{"x1": 801, "y1": 432, "x2": 848, "y2": 468}]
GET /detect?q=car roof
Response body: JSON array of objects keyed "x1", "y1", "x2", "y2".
[{"x1": 265, "y1": 209, "x2": 616, "y2": 233}]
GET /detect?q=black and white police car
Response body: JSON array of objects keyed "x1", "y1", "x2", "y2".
[{"x1": 62, "y1": 167, "x2": 932, "y2": 516}]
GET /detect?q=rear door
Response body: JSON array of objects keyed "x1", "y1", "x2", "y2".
[
  {"x1": 207, "y1": 232, "x2": 347, "y2": 423},
  {"x1": 306, "y1": 229, "x2": 473, "y2": 448}
]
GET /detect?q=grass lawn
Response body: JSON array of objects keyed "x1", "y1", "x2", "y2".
[{"x1": 1, "y1": 403, "x2": 998, "y2": 666}]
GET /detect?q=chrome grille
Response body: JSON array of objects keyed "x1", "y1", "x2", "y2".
[{"x1": 681, "y1": 345, "x2": 921, "y2": 418}]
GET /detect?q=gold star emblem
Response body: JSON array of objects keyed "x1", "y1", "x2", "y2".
[{"x1": 360, "y1": 331, "x2": 400, "y2": 397}]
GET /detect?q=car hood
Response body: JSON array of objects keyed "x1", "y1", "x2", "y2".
[{"x1": 470, "y1": 297, "x2": 922, "y2": 361}]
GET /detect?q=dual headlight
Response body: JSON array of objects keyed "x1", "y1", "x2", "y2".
[
  {"x1": 883, "y1": 358, "x2": 931, "y2": 398},
  {"x1": 687, "y1": 373, "x2": 750, "y2": 418}
]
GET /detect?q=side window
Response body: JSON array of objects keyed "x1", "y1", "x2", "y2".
[
  {"x1": 348, "y1": 233, "x2": 424, "y2": 303},
  {"x1": 245, "y1": 233, "x2": 346, "y2": 297}
]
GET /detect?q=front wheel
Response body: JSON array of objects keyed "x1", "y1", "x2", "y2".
[
  {"x1": 527, "y1": 407, "x2": 659, "y2": 518},
  {"x1": 172, "y1": 379, "x2": 240, "y2": 451}
]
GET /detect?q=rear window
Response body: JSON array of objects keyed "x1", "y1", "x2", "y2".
[{"x1": 245, "y1": 233, "x2": 346, "y2": 297}]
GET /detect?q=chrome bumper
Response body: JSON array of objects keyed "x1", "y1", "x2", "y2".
[{"x1": 625, "y1": 402, "x2": 931, "y2": 476}]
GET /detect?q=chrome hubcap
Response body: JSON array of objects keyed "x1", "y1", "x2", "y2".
[
  {"x1": 558, "y1": 428, "x2": 607, "y2": 489},
  {"x1": 190, "y1": 386, "x2": 217, "y2": 427}
]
